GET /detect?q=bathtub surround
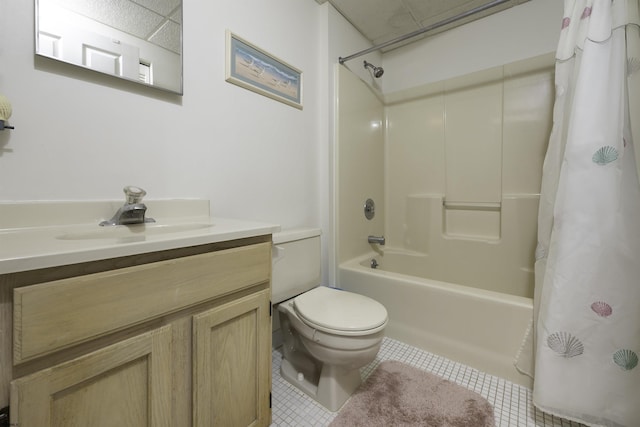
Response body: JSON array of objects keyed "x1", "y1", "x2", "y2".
[
  {"x1": 337, "y1": 51, "x2": 555, "y2": 272},
  {"x1": 337, "y1": 50, "x2": 556, "y2": 285},
  {"x1": 382, "y1": 54, "x2": 555, "y2": 291},
  {"x1": 329, "y1": 360, "x2": 495, "y2": 427},
  {"x1": 335, "y1": 65, "x2": 385, "y2": 263},
  {"x1": 527, "y1": 1, "x2": 640, "y2": 425}
]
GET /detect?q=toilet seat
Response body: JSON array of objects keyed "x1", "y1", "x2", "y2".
[{"x1": 293, "y1": 287, "x2": 388, "y2": 336}]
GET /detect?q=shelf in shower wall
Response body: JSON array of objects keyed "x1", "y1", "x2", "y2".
[{"x1": 442, "y1": 200, "x2": 502, "y2": 241}]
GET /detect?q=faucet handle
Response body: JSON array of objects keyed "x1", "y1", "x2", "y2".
[{"x1": 123, "y1": 186, "x2": 147, "y2": 204}]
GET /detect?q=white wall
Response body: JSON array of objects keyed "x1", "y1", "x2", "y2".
[
  {"x1": 0, "y1": 0, "x2": 324, "y2": 231},
  {"x1": 382, "y1": 0, "x2": 563, "y2": 93}
]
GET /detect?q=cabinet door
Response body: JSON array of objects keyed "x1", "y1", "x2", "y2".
[
  {"x1": 193, "y1": 290, "x2": 271, "y2": 427},
  {"x1": 10, "y1": 325, "x2": 172, "y2": 427}
]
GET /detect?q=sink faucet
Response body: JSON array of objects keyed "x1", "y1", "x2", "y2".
[
  {"x1": 368, "y1": 235, "x2": 385, "y2": 245},
  {"x1": 99, "y1": 186, "x2": 155, "y2": 226}
]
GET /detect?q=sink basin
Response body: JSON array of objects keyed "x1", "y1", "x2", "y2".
[{"x1": 56, "y1": 223, "x2": 213, "y2": 241}]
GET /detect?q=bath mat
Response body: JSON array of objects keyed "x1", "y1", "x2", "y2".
[{"x1": 329, "y1": 360, "x2": 495, "y2": 427}]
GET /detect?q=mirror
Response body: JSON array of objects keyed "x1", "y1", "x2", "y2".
[{"x1": 35, "y1": 0, "x2": 183, "y2": 94}]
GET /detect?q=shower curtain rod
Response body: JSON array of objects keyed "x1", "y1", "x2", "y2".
[{"x1": 338, "y1": 0, "x2": 512, "y2": 64}]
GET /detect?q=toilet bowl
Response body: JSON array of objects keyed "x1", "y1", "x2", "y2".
[
  {"x1": 278, "y1": 286, "x2": 387, "y2": 411},
  {"x1": 272, "y1": 229, "x2": 388, "y2": 412}
]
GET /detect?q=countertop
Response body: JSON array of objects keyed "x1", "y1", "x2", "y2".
[{"x1": 0, "y1": 200, "x2": 280, "y2": 275}]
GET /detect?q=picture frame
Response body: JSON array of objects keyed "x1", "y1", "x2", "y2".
[{"x1": 225, "y1": 30, "x2": 303, "y2": 110}]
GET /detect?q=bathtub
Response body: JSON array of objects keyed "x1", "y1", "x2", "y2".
[{"x1": 339, "y1": 251, "x2": 534, "y2": 388}]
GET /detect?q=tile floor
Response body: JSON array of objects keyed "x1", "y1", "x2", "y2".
[{"x1": 270, "y1": 337, "x2": 586, "y2": 427}]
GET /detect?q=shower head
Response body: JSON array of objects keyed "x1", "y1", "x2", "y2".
[{"x1": 363, "y1": 60, "x2": 384, "y2": 78}]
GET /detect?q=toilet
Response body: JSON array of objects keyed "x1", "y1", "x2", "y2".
[{"x1": 272, "y1": 228, "x2": 388, "y2": 412}]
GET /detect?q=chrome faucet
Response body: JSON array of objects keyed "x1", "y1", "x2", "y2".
[
  {"x1": 99, "y1": 186, "x2": 155, "y2": 226},
  {"x1": 368, "y1": 235, "x2": 385, "y2": 245}
]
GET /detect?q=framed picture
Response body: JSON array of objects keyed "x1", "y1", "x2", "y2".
[{"x1": 225, "y1": 30, "x2": 303, "y2": 110}]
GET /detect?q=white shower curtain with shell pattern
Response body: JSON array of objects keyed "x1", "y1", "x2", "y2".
[{"x1": 533, "y1": 0, "x2": 640, "y2": 426}]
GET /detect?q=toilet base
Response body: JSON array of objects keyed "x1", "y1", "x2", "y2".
[{"x1": 280, "y1": 358, "x2": 362, "y2": 412}]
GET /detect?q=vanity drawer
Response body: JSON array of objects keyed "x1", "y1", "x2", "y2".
[{"x1": 13, "y1": 242, "x2": 271, "y2": 363}]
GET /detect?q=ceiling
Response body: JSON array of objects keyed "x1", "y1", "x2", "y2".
[
  {"x1": 317, "y1": 0, "x2": 529, "y2": 52},
  {"x1": 52, "y1": 0, "x2": 529, "y2": 58},
  {"x1": 51, "y1": 0, "x2": 182, "y2": 54}
]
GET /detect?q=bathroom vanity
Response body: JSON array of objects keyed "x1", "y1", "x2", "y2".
[{"x1": 0, "y1": 200, "x2": 277, "y2": 426}]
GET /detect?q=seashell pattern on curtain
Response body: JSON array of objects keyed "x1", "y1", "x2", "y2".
[{"x1": 531, "y1": 0, "x2": 640, "y2": 426}]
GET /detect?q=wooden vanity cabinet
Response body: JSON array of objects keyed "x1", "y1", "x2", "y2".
[
  {"x1": 193, "y1": 289, "x2": 271, "y2": 427},
  {"x1": 2, "y1": 236, "x2": 272, "y2": 427},
  {"x1": 11, "y1": 325, "x2": 174, "y2": 427}
]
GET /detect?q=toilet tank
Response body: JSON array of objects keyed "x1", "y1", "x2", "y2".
[{"x1": 272, "y1": 228, "x2": 321, "y2": 304}]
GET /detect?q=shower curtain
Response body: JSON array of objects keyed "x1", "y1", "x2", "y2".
[{"x1": 532, "y1": 0, "x2": 640, "y2": 425}]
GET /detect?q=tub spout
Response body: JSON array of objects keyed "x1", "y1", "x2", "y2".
[{"x1": 368, "y1": 235, "x2": 385, "y2": 245}]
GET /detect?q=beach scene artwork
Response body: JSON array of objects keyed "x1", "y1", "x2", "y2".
[{"x1": 227, "y1": 31, "x2": 302, "y2": 109}]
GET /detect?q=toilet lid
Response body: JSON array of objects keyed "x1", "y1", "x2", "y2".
[{"x1": 293, "y1": 287, "x2": 388, "y2": 335}]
